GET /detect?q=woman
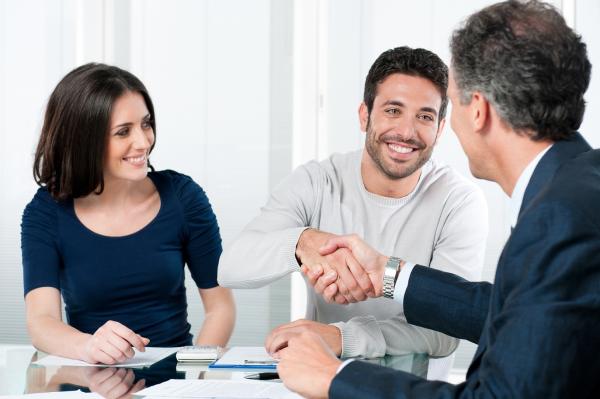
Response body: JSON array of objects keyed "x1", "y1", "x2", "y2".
[{"x1": 21, "y1": 63, "x2": 235, "y2": 364}]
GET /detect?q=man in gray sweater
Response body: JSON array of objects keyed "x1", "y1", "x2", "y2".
[{"x1": 218, "y1": 47, "x2": 488, "y2": 362}]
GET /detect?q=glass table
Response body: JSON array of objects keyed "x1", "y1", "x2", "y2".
[{"x1": 0, "y1": 344, "x2": 428, "y2": 397}]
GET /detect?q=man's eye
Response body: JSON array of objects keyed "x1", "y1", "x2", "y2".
[
  {"x1": 385, "y1": 108, "x2": 400, "y2": 115},
  {"x1": 419, "y1": 114, "x2": 435, "y2": 122}
]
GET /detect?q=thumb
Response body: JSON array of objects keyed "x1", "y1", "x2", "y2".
[{"x1": 318, "y1": 235, "x2": 350, "y2": 255}]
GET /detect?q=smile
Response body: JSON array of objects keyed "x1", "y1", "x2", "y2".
[
  {"x1": 123, "y1": 154, "x2": 147, "y2": 166},
  {"x1": 388, "y1": 143, "x2": 415, "y2": 154}
]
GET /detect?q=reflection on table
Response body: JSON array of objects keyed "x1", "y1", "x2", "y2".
[{"x1": 0, "y1": 344, "x2": 429, "y2": 397}]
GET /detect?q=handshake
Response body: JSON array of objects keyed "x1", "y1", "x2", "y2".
[{"x1": 296, "y1": 228, "x2": 397, "y2": 304}]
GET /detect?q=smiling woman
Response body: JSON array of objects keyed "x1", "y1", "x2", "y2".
[{"x1": 21, "y1": 63, "x2": 235, "y2": 365}]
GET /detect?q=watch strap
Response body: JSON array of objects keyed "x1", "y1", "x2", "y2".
[{"x1": 382, "y1": 256, "x2": 404, "y2": 299}]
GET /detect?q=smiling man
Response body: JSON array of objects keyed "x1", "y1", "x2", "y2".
[{"x1": 218, "y1": 47, "x2": 487, "y2": 367}]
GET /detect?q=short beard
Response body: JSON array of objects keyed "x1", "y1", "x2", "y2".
[{"x1": 365, "y1": 118, "x2": 434, "y2": 180}]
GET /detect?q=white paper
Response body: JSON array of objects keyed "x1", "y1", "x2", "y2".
[
  {"x1": 212, "y1": 346, "x2": 278, "y2": 367},
  {"x1": 137, "y1": 379, "x2": 301, "y2": 398},
  {"x1": 32, "y1": 347, "x2": 178, "y2": 368},
  {"x1": 1, "y1": 390, "x2": 103, "y2": 399}
]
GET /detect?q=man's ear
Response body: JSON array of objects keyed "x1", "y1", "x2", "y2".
[
  {"x1": 358, "y1": 102, "x2": 369, "y2": 132},
  {"x1": 471, "y1": 92, "x2": 490, "y2": 132}
]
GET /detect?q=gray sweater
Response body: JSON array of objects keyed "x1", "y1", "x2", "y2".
[{"x1": 219, "y1": 150, "x2": 488, "y2": 357}]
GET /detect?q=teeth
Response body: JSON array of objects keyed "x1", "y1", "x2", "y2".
[
  {"x1": 124, "y1": 155, "x2": 146, "y2": 164},
  {"x1": 388, "y1": 144, "x2": 414, "y2": 154}
]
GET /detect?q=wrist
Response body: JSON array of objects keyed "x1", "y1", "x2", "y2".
[
  {"x1": 296, "y1": 228, "x2": 330, "y2": 264},
  {"x1": 382, "y1": 257, "x2": 405, "y2": 299}
]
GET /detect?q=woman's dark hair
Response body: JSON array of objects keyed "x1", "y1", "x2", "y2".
[
  {"x1": 450, "y1": 0, "x2": 591, "y2": 141},
  {"x1": 363, "y1": 46, "x2": 448, "y2": 123},
  {"x1": 33, "y1": 63, "x2": 156, "y2": 200}
]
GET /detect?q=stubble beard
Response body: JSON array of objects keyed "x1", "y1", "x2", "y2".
[{"x1": 364, "y1": 121, "x2": 434, "y2": 180}]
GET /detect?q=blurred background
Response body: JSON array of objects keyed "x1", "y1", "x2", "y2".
[{"x1": 1, "y1": 0, "x2": 598, "y2": 380}]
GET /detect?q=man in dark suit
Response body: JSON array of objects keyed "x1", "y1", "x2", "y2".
[{"x1": 274, "y1": 1, "x2": 600, "y2": 398}]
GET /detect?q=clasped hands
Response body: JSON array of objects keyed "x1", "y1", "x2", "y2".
[
  {"x1": 270, "y1": 231, "x2": 389, "y2": 398},
  {"x1": 296, "y1": 229, "x2": 389, "y2": 304}
]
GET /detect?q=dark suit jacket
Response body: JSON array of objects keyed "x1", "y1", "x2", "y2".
[{"x1": 331, "y1": 133, "x2": 600, "y2": 398}]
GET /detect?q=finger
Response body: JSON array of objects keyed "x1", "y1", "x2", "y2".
[
  {"x1": 313, "y1": 270, "x2": 338, "y2": 295},
  {"x1": 323, "y1": 283, "x2": 342, "y2": 304},
  {"x1": 94, "y1": 367, "x2": 126, "y2": 393},
  {"x1": 107, "y1": 321, "x2": 147, "y2": 352},
  {"x1": 97, "y1": 339, "x2": 129, "y2": 363},
  {"x1": 128, "y1": 379, "x2": 146, "y2": 395},
  {"x1": 318, "y1": 235, "x2": 352, "y2": 256},
  {"x1": 107, "y1": 334, "x2": 136, "y2": 359},
  {"x1": 89, "y1": 367, "x2": 118, "y2": 385},
  {"x1": 345, "y1": 255, "x2": 374, "y2": 299},
  {"x1": 104, "y1": 372, "x2": 131, "y2": 399},
  {"x1": 303, "y1": 263, "x2": 324, "y2": 287},
  {"x1": 93, "y1": 349, "x2": 118, "y2": 365},
  {"x1": 333, "y1": 274, "x2": 357, "y2": 303},
  {"x1": 268, "y1": 331, "x2": 294, "y2": 355},
  {"x1": 332, "y1": 260, "x2": 365, "y2": 302}
]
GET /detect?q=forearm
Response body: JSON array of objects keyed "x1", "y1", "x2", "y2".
[
  {"x1": 404, "y1": 265, "x2": 491, "y2": 343},
  {"x1": 196, "y1": 287, "x2": 236, "y2": 346},
  {"x1": 28, "y1": 314, "x2": 90, "y2": 360},
  {"x1": 333, "y1": 315, "x2": 459, "y2": 358},
  {"x1": 218, "y1": 227, "x2": 308, "y2": 288}
]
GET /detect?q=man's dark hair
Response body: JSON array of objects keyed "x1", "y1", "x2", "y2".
[
  {"x1": 450, "y1": 0, "x2": 591, "y2": 141},
  {"x1": 363, "y1": 46, "x2": 449, "y2": 123},
  {"x1": 34, "y1": 63, "x2": 156, "y2": 200}
]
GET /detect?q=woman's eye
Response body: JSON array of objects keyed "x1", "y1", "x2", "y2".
[
  {"x1": 115, "y1": 128, "x2": 129, "y2": 136},
  {"x1": 142, "y1": 121, "x2": 153, "y2": 129}
]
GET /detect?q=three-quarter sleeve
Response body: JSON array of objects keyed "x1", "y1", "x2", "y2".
[
  {"x1": 21, "y1": 189, "x2": 61, "y2": 295},
  {"x1": 173, "y1": 173, "x2": 222, "y2": 289}
]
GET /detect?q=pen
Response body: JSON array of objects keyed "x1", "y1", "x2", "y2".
[
  {"x1": 245, "y1": 372, "x2": 280, "y2": 380},
  {"x1": 243, "y1": 359, "x2": 278, "y2": 365}
]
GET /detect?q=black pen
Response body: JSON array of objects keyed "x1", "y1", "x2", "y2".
[{"x1": 245, "y1": 372, "x2": 280, "y2": 380}]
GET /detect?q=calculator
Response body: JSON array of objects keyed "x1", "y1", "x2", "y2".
[{"x1": 175, "y1": 345, "x2": 221, "y2": 362}]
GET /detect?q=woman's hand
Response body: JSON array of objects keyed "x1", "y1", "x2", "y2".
[
  {"x1": 86, "y1": 367, "x2": 145, "y2": 399},
  {"x1": 78, "y1": 320, "x2": 150, "y2": 365}
]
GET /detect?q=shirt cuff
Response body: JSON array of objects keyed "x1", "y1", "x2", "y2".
[
  {"x1": 336, "y1": 358, "x2": 355, "y2": 374},
  {"x1": 393, "y1": 261, "x2": 415, "y2": 307}
]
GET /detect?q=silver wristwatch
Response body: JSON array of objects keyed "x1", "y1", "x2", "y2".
[{"x1": 382, "y1": 256, "x2": 403, "y2": 299}]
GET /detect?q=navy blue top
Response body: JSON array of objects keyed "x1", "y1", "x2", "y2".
[{"x1": 21, "y1": 170, "x2": 222, "y2": 347}]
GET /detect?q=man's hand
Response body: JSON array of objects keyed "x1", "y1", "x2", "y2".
[
  {"x1": 265, "y1": 319, "x2": 342, "y2": 356},
  {"x1": 318, "y1": 234, "x2": 389, "y2": 299},
  {"x1": 297, "y1": 229, "x2": 375, "y2": 303},
  {"x1": 277, "y1": 332, "x2": 341, "y2": 399},
  {"x1": 78, "y1": 320, "x2": 150, "y2": 365}
]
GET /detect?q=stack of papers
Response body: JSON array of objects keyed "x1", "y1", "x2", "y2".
[
  {"x1": 33, "y1": 347, "x2": 178, "y2": 368},
  {"x1": 137, "y1": 379, "x2": 301, "y2": 398},
  {"x1": 209, "y1": 346, "x2": 278, "y2": 369}
]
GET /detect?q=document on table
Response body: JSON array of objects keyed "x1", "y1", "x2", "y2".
[
  {"x1": 33, "y1": 347, "x2": 178, "y2": 368},
  {"x1": 209, "y1": 346, "x2": 278, "y2": 369},
  {"x1": 137, "y1": 379, "x2": 302, "y2": 398},
  {"x1": 2, "y1": 390, "x2": 103, "y2": 399}
]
